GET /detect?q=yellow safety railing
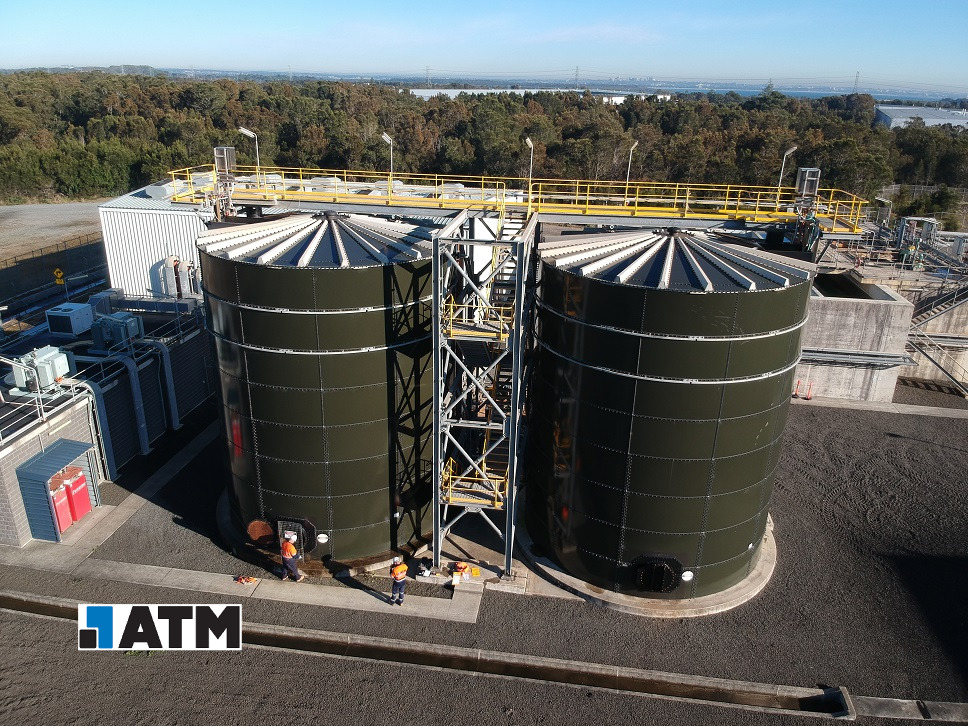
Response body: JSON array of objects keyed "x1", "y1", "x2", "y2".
[
  {"x1": 442, "y1": 457, "x2": 508, "y2": 508},
  {"x1": 169, "y1": 164, "x2": 868, "y2": 233},
  {"x1": 442, "y1": 296, "x2": 513, "y2": 341}
]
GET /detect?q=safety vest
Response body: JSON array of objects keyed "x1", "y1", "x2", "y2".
[
  {"x1": 391, "y1": 563, "x2": 408, "y2": 581},
  {"x1": 281, "y1": 541, "x2": 297, "y2": 559}
]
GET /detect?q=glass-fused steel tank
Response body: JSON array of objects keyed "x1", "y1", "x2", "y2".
[
  {"x1": 199, "y1": 212, "x2": 434, "y2": 560},
  {"x1": 525, "y1": 228, "x2": 813, "y2": 598}
]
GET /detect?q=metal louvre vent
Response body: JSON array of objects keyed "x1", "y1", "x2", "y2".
[{"x1": 634, "y1": 556, "x2": 683, "y2": 593}]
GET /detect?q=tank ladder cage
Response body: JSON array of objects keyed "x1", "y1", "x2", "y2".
[{"x1": 432, "y1": 213, "x2": 538, "y2": 575}]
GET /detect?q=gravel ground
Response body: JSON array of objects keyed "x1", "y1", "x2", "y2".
[
  {"x1": 1, "y1": 610, "x2": 876, "y2": 726},
  {"x1": 0, "y1": 202, "x2": 105, "y2": 257},
  {"x1": 0, "y1": 403, "x2": 964, "y2": 718},
  {"x1": 893, "y1": 378, "x2": 968, "y2": 410}
]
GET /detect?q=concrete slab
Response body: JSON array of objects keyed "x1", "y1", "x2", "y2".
[
  {"x1": 891, "y1": 402, "x2": 968, "y2": 418},
  {"x1": 160, "y1": 567, "x2": 259, "y2": 597},
  {"x1": 792, "y1": 396, "x2": 968, "y2": 418},
  {"x1": 0, "y1": 541, "x2": 88, "y2": 573},
  {"x1": 72, "y1": 558, "x2": 172, "y2": 586},
  {"x1": 57, "y1": 505, "x2": 115, "y2": 545},
  {"x1": 250, "y1": 576, "x2": 480, "y2": 623},
  {"x1": 524, "y1": 570, "x2": 583, "y2": 601}
]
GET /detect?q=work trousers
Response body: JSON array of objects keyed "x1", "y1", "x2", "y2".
[
  {"x1": 282, "y1": 557, "x2": 300, "y2": 580},
  {"x1": 391, "y1": 578, "x2": 406, "y2": 603}
]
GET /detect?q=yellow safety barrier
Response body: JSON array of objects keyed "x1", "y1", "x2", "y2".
[
  {"x1": 442, "y1": 457, "x2": 508, "y2": 509},
  {"x1": 442, "y1": 296, "x2": 513, "y2": 341},
  {"x1": 169, "y1": 165, "x2": 868, "y2": 233}
]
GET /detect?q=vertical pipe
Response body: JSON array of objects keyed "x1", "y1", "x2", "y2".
[
  {"x1": 431, "y1": 235, "x2": 443, "y2": 568},
  {"x1": 504, "y1": 234, "x2": 529, "y2": 576}
]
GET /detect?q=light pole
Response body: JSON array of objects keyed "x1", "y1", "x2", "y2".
[
  {"x1": 238, "y1": 127, "x2": 261, "y2": 189},
  {"x1": 778, "y1": 145, "x2": 798, "y2": 188},
  {"x1": 525, "y1": 137, "x2": 534, "y2": 213},
  {"x1": 381, "y1": 132, "x2": 394, "y2": 198},
  {"x1": 625, "y1": 140, "x2": 639, "y2": 205}
]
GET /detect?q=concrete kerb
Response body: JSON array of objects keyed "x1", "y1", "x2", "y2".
[
  {"x1": 516, "y1": 515, "x2": 777, "y2": 619},
  {"x1": 791, "y1": 395, "x2": 968, "y2": 418}
]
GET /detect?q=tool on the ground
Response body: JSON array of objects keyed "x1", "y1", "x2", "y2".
[{"x1": 234, "y1": 575, "x2": 257, "y2": 584}]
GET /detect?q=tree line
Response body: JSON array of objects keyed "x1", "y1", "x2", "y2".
[{"x1": 2, "y1": 72, "x2": 967, "y2": 214}]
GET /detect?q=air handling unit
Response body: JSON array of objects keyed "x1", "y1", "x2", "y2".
[
  {"x1": 198, "y1": 212, "x2": 435, "y2": 561},
  {"x1": 525, "y1": 228, "x2": 813, "y2": 599}
]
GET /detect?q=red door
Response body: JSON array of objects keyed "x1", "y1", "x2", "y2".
[
  {"x1": 51, "y1": 486, "x2": 72, "y2": 533},
  {"x1": 64, "y1": 474, "x2": 91, "y2": 522}
]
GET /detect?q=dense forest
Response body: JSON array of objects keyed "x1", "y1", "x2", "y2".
[{"x1": 2, "y1": 72, "x2": 967, "y2": 218}]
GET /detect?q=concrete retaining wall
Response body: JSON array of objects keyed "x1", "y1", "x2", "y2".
[{"x1": 799, "y1": 285, "x2": 913, "y2": 402}]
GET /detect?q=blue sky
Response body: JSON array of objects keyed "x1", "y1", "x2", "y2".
[{"x1": 2, "y1": 0, "x2": 967, "y2": 91}]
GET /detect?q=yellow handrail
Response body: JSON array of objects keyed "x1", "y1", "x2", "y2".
[
  {"x1": 441, "y1": 456, "x2": 508, "y2": 508},
  {"x1": 168, "y1": 164, "x2": 868, "y2": 233},
  {"x1": 442, "y1": 296, "x2": 513, "y2": 341}
]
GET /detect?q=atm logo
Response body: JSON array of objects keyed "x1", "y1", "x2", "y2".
[{"x1": 78, "y1": 604, "x2": 242, "y2": 650}]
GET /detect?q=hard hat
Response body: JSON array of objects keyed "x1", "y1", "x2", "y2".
[
  {"x1": 286, "y1": 534, "x2": 297, "y2": 542},
  {"x1": 392, "y1": 556, "x2": 401, "y2": 564}
]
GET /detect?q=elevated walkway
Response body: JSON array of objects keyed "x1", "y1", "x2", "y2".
[{"x1": 168, "y1": 165, "x2": 867, "y2": 233}]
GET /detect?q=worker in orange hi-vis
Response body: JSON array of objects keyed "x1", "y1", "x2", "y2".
[
  {"x1": 280, "y1": 534, "x2": 306, "y2": 582},
  {"x1": 389, "y1": 556, "x2": 408, "y2": 606}
]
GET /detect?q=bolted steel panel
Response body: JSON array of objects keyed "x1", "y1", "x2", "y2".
[
  {"x1": 525, "y1": 230, "x2": 813, "y2": 599},
  {"x1": 200, "y1": 214, "x2": 437, "y2": 561}
]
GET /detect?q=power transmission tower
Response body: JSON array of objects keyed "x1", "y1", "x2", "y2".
[
  {"x1": 426, "y1": 66, "x2": 431, "y2": 87},
  {"x1": 575, "y1": 66, "x2": 579, "y2": 90},
  {"x1": 853, "y1": 71, "x2": 859, "y2": 94}
]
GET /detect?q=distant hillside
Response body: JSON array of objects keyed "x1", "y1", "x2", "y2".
[
  {"x1": 0, "y1": 65, "x2": 162, "y2": 76},
  {"x1": 0, "y1": 70, "x2": 966, "y2": 229}
]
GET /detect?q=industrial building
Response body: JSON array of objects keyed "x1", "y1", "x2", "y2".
[
  {"x1": 0, "y1": 292, "x2": 217, "y2": 546},
  {"x1": 874, "y1": 105, "x2": 968, "y2": 129},
  {"x1": 1, "y1": 151, "x2": 964, "y2": 609}
]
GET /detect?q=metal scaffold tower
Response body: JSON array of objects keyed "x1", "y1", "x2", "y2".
[{"x1": 432, "y1": 211, "x2": 537, "y2": 575}]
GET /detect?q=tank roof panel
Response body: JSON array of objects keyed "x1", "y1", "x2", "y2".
[
  {"x1": 538, "y1": 229, "x2": 813, "y2": 292},
  {"x1": 196, "y1": 212, "x2": 437, "y2": 268}
]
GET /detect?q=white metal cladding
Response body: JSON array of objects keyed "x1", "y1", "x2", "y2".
[{"x1": 99, "y1": 207, "x2": 210, "y2": 297}]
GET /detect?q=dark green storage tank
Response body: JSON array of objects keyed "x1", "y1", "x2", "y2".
[
  {"x1": 198, "y1": 212, "x2": 435, "y2": 561},
  {"x1": 525, "y1": 229, "x2": 813, "y2": 598}
]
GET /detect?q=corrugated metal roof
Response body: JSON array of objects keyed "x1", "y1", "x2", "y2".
[
  {"x1": 16, "y1": 439, "x2": 94, "y2": 543},
  {"x1": 197, "y1": 212, "x2": 440, "y2": 268},
  {"x1": 17, "y1": 439, "x2": 94, "y2": 482},
  {"x1": 538, "y1": 229, "x2": 812, "y2": 292}
]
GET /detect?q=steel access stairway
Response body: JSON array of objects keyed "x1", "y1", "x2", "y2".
[
  {"x1": 906, "y1": 282, "x2": 968, "y2": 396},
  {"x1": 911, "y1": 283, "x2": 968, "y2": 327}
]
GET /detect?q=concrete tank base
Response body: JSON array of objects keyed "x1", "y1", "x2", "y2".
[
  {"x1": 517, "y1": 514, "x2": 777, "y2": 619},
  {"x1": 215, "y1": 489, "x2": 431, "y2": 579}
]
